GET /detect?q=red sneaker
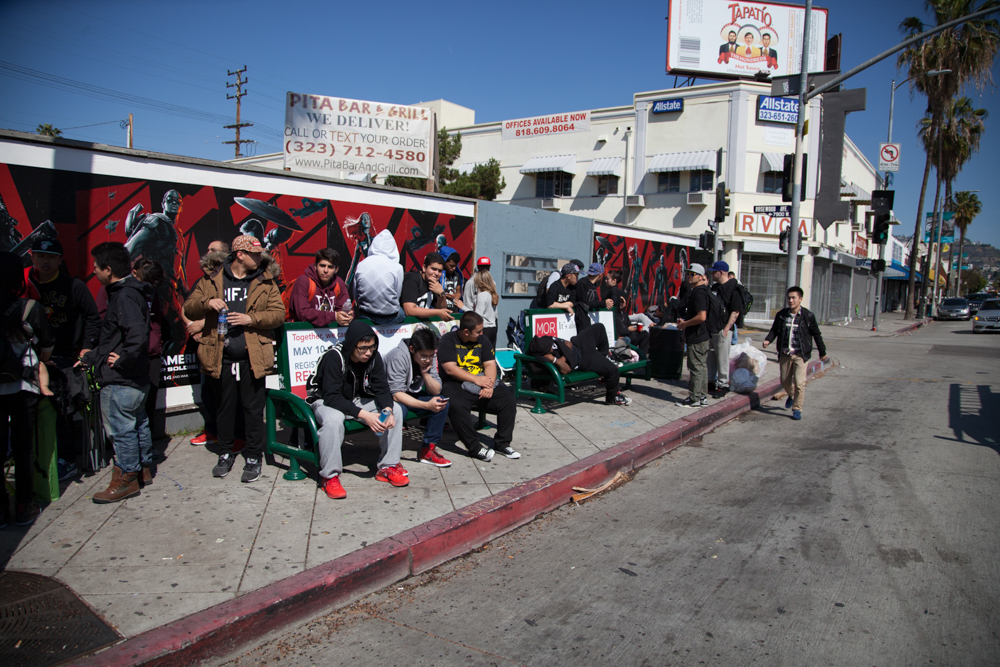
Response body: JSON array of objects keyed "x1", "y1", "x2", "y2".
[
  {"x1": 375, "y1": 463, "x2": 409, "y2": 487},
  {"x1": 418, "y1": 444, "x2": 452, "y2": 468},
  {"x1": 190, "y1": 432, "x2": 217, "y2": 446},
  {"x1": 322, "y1": 476, "x2": 346, "y2": 499},
  {"x1": 233, "y1": 438, "x2": 245, "y2": 453}
]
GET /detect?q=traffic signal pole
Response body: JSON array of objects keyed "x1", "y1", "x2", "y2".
[{"x1": 786, "y1": 0, "x2": 812, "y2": 292}]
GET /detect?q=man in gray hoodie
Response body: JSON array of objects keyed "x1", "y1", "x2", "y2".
[{"x1": 352, "y1": 229, "x2": 405, "y2": 325}]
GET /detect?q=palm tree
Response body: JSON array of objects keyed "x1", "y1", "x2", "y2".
[
  {"x1": 950, "y1": 190, "x2": 981, "y2": 295},
  {"x1": 35, "y1": 123, "x2": 62, "y2": 137},
  {"x1": 897, "y1": 0, "x2": 1000, "y2": 318}
]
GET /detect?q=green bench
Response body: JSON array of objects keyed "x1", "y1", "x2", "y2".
[{"x1": 512, "y1": 309, "x2": 650, "y2": 414}]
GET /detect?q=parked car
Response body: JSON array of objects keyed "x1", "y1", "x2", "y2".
[
  {"x1": 966, "y1": 292, "x2": 992, "y2": 314},
  {"x1": 972, "y1": 299, "x2": 1000, "y2": 333},
  {"x1": 937, "y1": 298, "x2": 971, "y2": 320}
]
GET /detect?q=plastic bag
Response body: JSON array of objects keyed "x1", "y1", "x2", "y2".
[
  {"x1": 730, "y1": 367, "x2": 759, "y2": 394},
  {"x1": 729, "y1": 337, "x2": 767, "y2": 378}
]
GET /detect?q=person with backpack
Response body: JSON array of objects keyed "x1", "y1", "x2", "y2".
[
  {"x1": 78, "y1": 242, "x2": 155, "y2": 504},
  {"x1": 306, "y1": 320, "x2": 407, "y2": 499},
  {"x1": 287, "y1": 248, "x2": 353, "y2": 327},
  {"x1": 676, "y1": 264, "x2": 712, "y2": 408},
  {"x1": 727, "y1": 270, "x2": 752, "y2": 345},
  {"x1": 708, "y1": 261, "x2": 743, "y2": 398},
  {"x1": 0, "y1": 252, "x2": 55, "y2": 527},
  {"x1": 184, "y1": 235, "x2": 285, "y2": 484},
  {"x1": 528, "y1": 322, "x2": 632, "y2": 407}
]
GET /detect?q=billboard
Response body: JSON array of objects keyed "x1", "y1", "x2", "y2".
[
  {"x1": 666, "y1": 0, "x2": 829, "y2": 80},
  {"x1": 284, "y1": 93, "x2": 434, "y2": 179}
]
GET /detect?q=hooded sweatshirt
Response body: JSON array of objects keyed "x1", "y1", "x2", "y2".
[
  {"x1": 289, "y1": 263, "x2": 350, "y2": 326},
  {"x1": 306, "y1": 320, "x2": 392, "y2": 417},
  {"x1": 352, "y1": 230, "x2": 403, "y2": 317},
  {"x1": 438, "y1": 245, "x2": 465, "y2": 311},
  {"x1": 26, "y1": 264, "x2": 101, "y2": 358},
  {"x1": 222, "y1": 257, "x2": 266, "y2": 361},
  {"x1": 384, "y1": 337, "x2": 441, "y2": 396},
  {"x1": 82, "y1": 275, "x2": 153, "y2": 389}
]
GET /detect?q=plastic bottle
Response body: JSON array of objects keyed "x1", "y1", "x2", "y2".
[
  {"x1": 218, "y1": 307, "x2": 229, "y2": 338},
  {"x1": 379, "y1": 407, "x2": 392, "y2": 423}
]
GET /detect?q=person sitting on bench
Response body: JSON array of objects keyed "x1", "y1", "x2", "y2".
[{"x1": 528, "y1": 322, "x2": 633, "y2": 407}]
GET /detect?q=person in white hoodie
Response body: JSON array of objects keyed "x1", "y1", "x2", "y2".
[{"x1": 351, "y1": 229, "x2": 405, "y2": 325}]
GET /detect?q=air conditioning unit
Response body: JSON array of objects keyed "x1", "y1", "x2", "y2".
[
  {"x1": 687, "y1": 191, "x2": 708, "y2": 205},
  {"x1": 625, "y1": 195, "x2": 644, "y2": 208},
  {"x1": 541, "y1": 198, "x2": 560, "y2": 211}
]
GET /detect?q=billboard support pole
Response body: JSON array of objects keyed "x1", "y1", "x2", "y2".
[{"x1": 787, "y1": 0, "x2": 813, "y2": 292}]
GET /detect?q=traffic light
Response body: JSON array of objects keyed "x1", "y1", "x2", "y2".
[
  {"x1": 871, "y1": 259, "x2": 887, "y2": 273},
  {"x1": 779, "y1": 227, "x2": 801, "y2": 253},
  {"x1": 714, "y1": 182, "x2": 731, "y2": 222},
  {"x1": 781, "y1": 153, "x2": 808, "y2": 202},
  {"x1": 872, "y1": 214, "x2": 891, "y2": 244},
  {"x1": 699, "y1": 231, "x2": 716, "y2": 251},
  {"x1": 871, "y1": 190, "x2": 895, "y2": 245}
]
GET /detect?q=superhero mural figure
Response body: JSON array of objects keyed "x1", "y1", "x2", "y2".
[
  {"x1": 0, "y1": 193, "x2": 22, "y2": 252},
  {"x1": 125, "y1": 189, "x2": 188, "y2": 354},
  {"x1": 234, "y1": 197, "x2": 304, "y2": 291},
  {"x1": 623, "y1": 243, "x2": 647, "y2": 314},
  {"x1": 342, "y1": 212, "x2": 375, "y2": 288}
]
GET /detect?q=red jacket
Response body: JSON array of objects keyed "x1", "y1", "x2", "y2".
[{"x1": 288, "y1": 264, "x2": 350, "y2": 327}]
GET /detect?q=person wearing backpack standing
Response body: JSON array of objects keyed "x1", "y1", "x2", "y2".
[
  {"x1": 708, "y1": 261, "x2": 743, "y2": 399},
  {"x1": 676, "y1": 264, "x2": 711, "y2": 408},
  {"x1": 287, "y1": 248, "x2": 353, "y2": 327},
  {"x1": 0, "y1": 252, "x2": 55, "y2": 527},
  {"x1": 78, "y1": 242, "x2": 154, "y2": 504}
]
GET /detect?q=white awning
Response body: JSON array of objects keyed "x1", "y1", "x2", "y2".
[
  {"x1": 520, "y1": 154, "x2": 577, "y2": 174},
  {"x1": 761, "y1": 152, "x2": 785, "y2": 172},
  {"x1": 586, "y1": 157, "x2": 623, "y2": 177},
  {"x1": 840, "y1": 180, "x2": 871, "y2": 202},
  {"x1": 647, "y1": 150, "x2": 716, "y2": 173}
]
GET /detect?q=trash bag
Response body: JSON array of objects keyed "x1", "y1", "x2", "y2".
[
  {"x1": 730, "y1": 367, "x2": 759, "y2": 394},
  {"x1": 729, "y1": 337, "x2": 768, "y2": 378}
]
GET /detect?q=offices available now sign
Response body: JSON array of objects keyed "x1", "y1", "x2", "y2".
[
  {"x1": 284, "y1": 93, "x2": 434, "y2": 178},
  {"x1": 502, "y1": 110, "x2": 590, "y2": 140}
]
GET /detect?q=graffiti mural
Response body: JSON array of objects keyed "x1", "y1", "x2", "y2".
[{"x1": 593, "y1": 232, "x2": 689, "y2": 313}]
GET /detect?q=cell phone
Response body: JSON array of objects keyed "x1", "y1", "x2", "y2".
[{"x1": 439, "y1": 396, "x2": 450, "y2": 402}]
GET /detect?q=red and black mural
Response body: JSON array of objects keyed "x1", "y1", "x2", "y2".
[
  {"x1": 0, "y1": 162, "x2": 474, "y2": 387},
  {"x1": 593, "y1": 232, "x2": 689, "y2": 314}
]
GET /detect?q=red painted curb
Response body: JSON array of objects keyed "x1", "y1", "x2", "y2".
[
  {"x1": 893, "y1": 317, "x2": 932, "y2": 336},
  {"x1": 68, "y1": 362, "x2": 831, "y2": 667}
]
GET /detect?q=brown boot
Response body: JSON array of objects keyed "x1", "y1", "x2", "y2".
[
  {"x1": 109, "y1": 464, "x2": 122, "y2": 486},
  {"x1": 93, "y1": 471, "x2": 141, "y2": 504},
  {"x1": 141, "y1": 467, "x2": 153, "y2": 486}
]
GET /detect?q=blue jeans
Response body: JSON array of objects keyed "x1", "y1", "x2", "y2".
[
  {"x1": 731, "y1": 327, "x2": 738, "y2": 345},
  {"x1": 101, "y1": 384, "x2": 152, "y2": 474},
  {"x1": 409, "y1": 395, "x2": 450, "y2": 445},
  {"x1": 362, "y1": 306, "x2": 406, "y2": 326}
]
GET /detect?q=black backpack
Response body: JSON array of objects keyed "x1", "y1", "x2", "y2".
[
  {"x1": 705, "y1": 287, "x2": 727, "y2": 335},
  {"x1": 535, "y1": 276, "x2": 551, "y2": 308},
  {"x1": 734, "y1": 281, "x2": 753, "y2": 327},
  {"x1": 0, "y1": 299, "x2": 37, "y2": 385}
]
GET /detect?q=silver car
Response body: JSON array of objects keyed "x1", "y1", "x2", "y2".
[
  {"x1": 937, "y1": 297, "x2": 971, "y2": 320},
  {"x1": 972, "y1": 299, "x2": 1000, "y2": 333}
]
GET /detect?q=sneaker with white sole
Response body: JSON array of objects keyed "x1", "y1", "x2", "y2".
[
  {"x1": 679, "y1": 396, "x2": 708, "y2": 408},
  {"x1": 212, "y1": 453, "x2": 236, "y2": 478},
  {"x1": 241, "y1": 458, "x2": 262, "y2": 483},
  {"x1": 495, "y1": 445, "x2": 521, "y2": 459},
  {"x1": 471, "y1": 445, "x2": 495, "y2": 462},
  {"x1": 418, "y1": 444, "x2": 452, "y2": 467},
  {"x1": 57, "y1": 458, "x2": 78, "y2": 481},
  {"x1": 607, "y1": 391, "x2": 632, "y2": 406}
]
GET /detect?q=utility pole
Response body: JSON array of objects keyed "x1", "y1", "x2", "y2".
[
  {"x1": 125, "y1": 113, "x2": 133, "y2": 149},
  {"x1": 786, "y1": 0, "x2": 813, "y2": 291},
  {"x1": 224, "y1": 67, "x2": 253, "y2": 158}
]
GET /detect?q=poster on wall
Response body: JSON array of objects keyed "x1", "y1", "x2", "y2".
[
  {"x1": 0, "y1": 162, "x2": 474, "y2": 390},
  {"x1": 666, "y1": 0, "x2": 828, "y2": 80},
  {"x1": 593, "y1": 232, "x2": 689, "y2": 314},
  {"x1": 284, "y1": 93, "x2": 434, "y2": 179}
]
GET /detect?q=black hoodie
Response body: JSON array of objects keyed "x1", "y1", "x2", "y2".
[
  {"x1": 27, "y1": 264, "x2": 101, "y2": 358},
  {"x1": 82, "y1": 275, "x2": 153, "y2": 389},
  {"x1": 306, "y1": 320, "x2": 392, "y2": 418},
  {"x1": 222, "y1": 257, "x2": 266, "y2": 361}
]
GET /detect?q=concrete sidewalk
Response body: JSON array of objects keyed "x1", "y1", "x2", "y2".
[{"x1": 2, "y1": 342, "x2": 818, "y2": 664}]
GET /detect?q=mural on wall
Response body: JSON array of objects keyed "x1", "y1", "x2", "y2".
[
  {"x1": 0, "y1": 162, "x2": 474, "y2": 388},
  {"x1": 593, "y1": 232, "x2": 688, "y2": 313}
]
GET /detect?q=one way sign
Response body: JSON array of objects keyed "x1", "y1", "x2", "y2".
[{"x1": 879, "y1": 143, "x2": 900, "y2": 172}]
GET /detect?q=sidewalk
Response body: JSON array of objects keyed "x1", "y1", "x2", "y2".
[{"x1": 2, "y1": 345, "x2": 809, "y2": 664}]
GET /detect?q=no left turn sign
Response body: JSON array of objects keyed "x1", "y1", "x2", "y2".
[{"x1": 879, "y1": 143, "x2": 900, "y2": 172}]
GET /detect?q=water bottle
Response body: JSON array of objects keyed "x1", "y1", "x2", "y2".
[
  {"x1": 379, "y1": 407, "x2": 392, "y2": 423},
  {"x1": 218, "y1": 307, "x2": 229, "y2": 338}
]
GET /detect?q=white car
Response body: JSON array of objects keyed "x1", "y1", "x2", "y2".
[{"x1": 972, "y1": 299, "x2": 1000, "y2": 333}]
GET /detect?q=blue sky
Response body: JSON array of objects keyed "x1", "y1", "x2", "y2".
[{"x1": 1, "y1": 0, "x2": 998, "y2": 249}]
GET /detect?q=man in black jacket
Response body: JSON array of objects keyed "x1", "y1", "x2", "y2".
[
  {"x1": 306, "y1": 320, "x2": 407, "y2": 500},
  {"x1": 78, "y1": 242, "x2": 153, "y2": 503},
  {"x1": 763, "y1": 286, "x2": 829, "y2": 420}
]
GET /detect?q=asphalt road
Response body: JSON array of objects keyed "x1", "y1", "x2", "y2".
[{"x1": 220, "y1": 321, "x2": 1000, "y2": 667}]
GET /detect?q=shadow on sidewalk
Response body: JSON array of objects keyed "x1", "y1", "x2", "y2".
[{"x1": 937, "y1": 384, "x2": 1000, "y2": 455}]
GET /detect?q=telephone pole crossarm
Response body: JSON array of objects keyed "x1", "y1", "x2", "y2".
[{"x1": 225, "y1": 67, "x2": 253, "y2": 158}]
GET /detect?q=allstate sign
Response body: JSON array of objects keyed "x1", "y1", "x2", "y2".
[
  {"x1": 757, "y1": 95, "x2": 799, "y2": 124},
  {"x1": 652, "y1": 98, "x2": 684, "y2": 114}
]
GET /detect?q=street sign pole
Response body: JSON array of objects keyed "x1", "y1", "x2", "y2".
[{"x1": 787, "y1": 0, "x2": 813, "y2": 292}]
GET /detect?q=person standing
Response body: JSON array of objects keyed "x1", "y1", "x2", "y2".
[
  {"x1": 462, "y1": 256, "x2": 492, "y2": 310},
  {"x1": 708, "y1": 261, "x2": 742, "y2": 398},
  {"x1": 676, "y1": 264, "x2": 711, "y2": 408},
  {"x1": 763, "y1": 286, "x2": 829, "y2": 420},
  {"x1": 470, "y1": 268, "x2": 501, "y2": 348},
  {"x1": 184, "y1": 235, "x2": 284, "y2": 483},
  {"x1": 79, "y1": 242, "x2": 154, "y2": 503},
  {"x1": 288, "y1": 248, "x2": 353, "y2": 327},
  {"x1": 0, "y1": 253, "x2": 54, "y2": 526}
]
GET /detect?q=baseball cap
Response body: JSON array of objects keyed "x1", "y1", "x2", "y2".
[
  {"x1": 709, "y1": 260, "x2": 729, "y2": 273},
  {"x1": 232, "y1": 235, "x2": 264, "y2": 254},
  {"x1": 685, "y1": 263, "x2": 706, "y2": 277},
  {"x1": 560, "y1": 263, "x2": 581, "y2": 276},
  {"x1": 31, "y1": 238, "x2": 63, "y2": 255},
  {"x1": 587, "y1": 262, "x2": 604, "y2": 276},
  {"x1": 476, "y1": 256, "x2": 491, "y2": 268}
]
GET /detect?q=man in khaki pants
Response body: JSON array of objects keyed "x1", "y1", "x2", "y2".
[{"x1": 762, "y1": 286, "x2": 829, "y2": 420}]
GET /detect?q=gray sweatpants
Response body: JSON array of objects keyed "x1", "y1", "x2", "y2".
[
  {"x1": 707, "y1": 330, "x2": 731, "y2": 388},
  {"x1": 311, "y1": 398, "x2": 403, "y2": 479}
]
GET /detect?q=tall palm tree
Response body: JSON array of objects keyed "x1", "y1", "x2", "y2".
[
  {"x1": 35, "y1": 123, "x2": 62, "y2": 137},
  {"x1": 897, "y1": 0, "x2": 1000, "y2": 318},
  {"x1": 950, "y1": 190, "x2": 981, "y2": 295}
]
